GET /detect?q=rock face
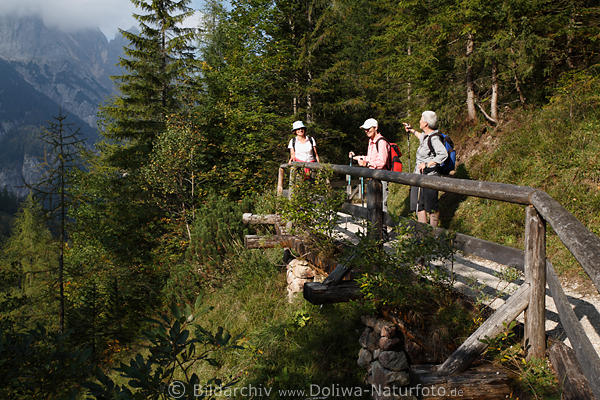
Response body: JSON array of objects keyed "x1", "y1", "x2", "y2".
[
  {"x1": 358, "y1": 316, "x2": 414, "y2": 400},
  {"x1": 0, "y1": 14, "x2": 126, "y2": 195}
]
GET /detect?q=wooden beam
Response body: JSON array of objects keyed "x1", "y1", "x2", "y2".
[
  {"x1": 411, "y1": 363, "x2": 511, "y2": 400},
  {"x1": 366, "y1": 179, "x2": 383, "y2": 242},
  {"x1": 277, "y1": 167, "x2": 285, "y2": 196},
  {"x1": 303, "y1": 281, "x2": 362, "y2": 304},
  {"x1": 546, "y1": 261, "x2": 600, "y2": 399},
  {"x1": 284, "y1": 162, "x2": 535, "y2": 205},
  {"x1": 341, "y1": 202, "x2": 526, "y2": 270},
  {"x1": 548, "y1": 341, "x2": 595, "y2": 400},
  {"x1": 524, "y1": 205, "x2": 546, "y2": 359},
  {"x1": 242, "y1": 213, "x2": 281, "y2": 225},
  {"x1": 244, "y1": 234, "x2": 295, "y2": 249},
  {"x1": 531, "y1": 190, "x2": 600, "y2": 293},
  {"x1": 437, "y1": 283, "x2": 530, "y2": 376}
]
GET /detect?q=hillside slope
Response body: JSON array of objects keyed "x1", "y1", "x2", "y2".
[{"x1": 446, "y1": 66, "x2": 600, "y2": 283}]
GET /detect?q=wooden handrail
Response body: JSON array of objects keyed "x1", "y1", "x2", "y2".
[{"x1": 282, "y1": 162, "x2": 536, "y2": 204}]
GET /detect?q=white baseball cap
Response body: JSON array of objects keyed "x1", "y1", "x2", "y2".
[
  {"x1": 291, "y1": 120, "x2": 306, "y2": 131},
  {"x1": 360, "y1": 118, "x2": 378, "y2": 130}
]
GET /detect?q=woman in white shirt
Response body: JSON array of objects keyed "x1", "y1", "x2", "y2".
[{"x1": 288, "y1": 120, "x2": 320, "y2": 163}]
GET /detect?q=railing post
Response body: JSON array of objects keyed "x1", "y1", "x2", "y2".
[
  {"x1": 277, "y1": 167, "x2": 285, "y2": 196},
  {"x1": 288, "y1": 167, "x2": 296, "y2": 199},
  {"x1": 367, "y1": 178, "x2": 383, "y2": 242},
  {"x1": 524, "y1": 205, "x2": 547, "y2": 359}
]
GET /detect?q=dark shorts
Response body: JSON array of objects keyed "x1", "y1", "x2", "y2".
[{"x1": 410, "y1": 185, "x2": 439, "y2": 212}]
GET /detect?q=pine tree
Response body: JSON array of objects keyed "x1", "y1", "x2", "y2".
[{"x1": 101, "y1": 0, "x2": 196, "y2": 172}]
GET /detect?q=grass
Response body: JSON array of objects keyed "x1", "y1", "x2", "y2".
[{"x1": 189, "y1": 245, "x2": 372, "y2": 399}]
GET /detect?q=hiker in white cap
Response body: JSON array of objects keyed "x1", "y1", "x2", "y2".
[
  {"x1": 349, "y1": 118, "x2": 390, "y2": 170},
  {"x1": 349, "y1": 118, "x2": 391, "y2": 213},
  {"x1": 288, "y1": 120, "x2": 320, "y2": 163}
]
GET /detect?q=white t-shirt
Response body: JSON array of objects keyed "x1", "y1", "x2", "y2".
[{"x1": 288, "y1": 136, "x2": 316, "y2": 162}]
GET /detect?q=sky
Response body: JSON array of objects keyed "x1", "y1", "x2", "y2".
[{"x1": 0, "y1": 0, "x2": 206, "y2": 39}]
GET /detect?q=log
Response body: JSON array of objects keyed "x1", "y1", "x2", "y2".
[
  {"x1": 322, "y1": 264, "x2": 351, "y2": 286},
  {"x1": 411, "y1": 363, "x2": 511, "y2": 400},
  {"x1": 303, "y1": 281, "x2": 362, "y2": 304},
  {"x1": 242, "y1": 213, "x2": 281, "y2": 225},
  {"x1": 367, "y1": 179, "x2": 384, "y2": 242},
  {"x1": 531, "y1": 190, "x2": 600, "y2": 293},
  {"x1": 277, "y1": 167, "x2": 284, "y2": 196},
  {"x1": 437, "y1": 283, "x2": 531, "y2": 375},
  {"x1": 244, "y1": 234, "x2": 295, "y2": 249},
  {"x1": 548, "y1": 341, "x2": 595, "y2": 400},
  {"x1": 341, "y1": 202, "x2": 526, "y2": 269},
  {"x1": 524, "y1": 205, "x2": 546, "y2": 359},
  {"x1": 546, "y1": 261, "x2": 600, "y2": 399}
]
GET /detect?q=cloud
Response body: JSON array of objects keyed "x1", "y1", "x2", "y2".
[{"x1": 0, "y1": 0, "x2": 205, "y2": 39}]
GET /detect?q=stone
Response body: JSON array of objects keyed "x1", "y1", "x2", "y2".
[
  {"x1": 292, "y1": 263, "x2": 315, "y2": 279},
  {"x1": 380, "y1": 324, "x2": 397, "y2": 338},
  {"x1": 359, "y1": 328, "x2": 379, "y2": 351},
  {"x1": 357, "y1": 348, "x2": 373, "y2": 368},
  {"x1": 288, "y1": 277, "x2": 311, "y2": 293},
  {"x1": 361, "y1": 315, "x2": 378, "y2": 328},
  {"x1": 374, "y1": 319, "x2": 394, "y2": 335},
  {"x1": 378, "y1": 351, "x2": 408, "y2": 372},
  {"x1": 286, "y1": 268, "x2": 295, "y2": 284},
  {"x1": 369, "y1": 361, "x2": 410, "y2": 387},
  {"x1": 379, "y1": 336, "x2": 402, "y2": 351},
  {"x1": 373, "y1": 349, "x2": 381, "y2": 360}
]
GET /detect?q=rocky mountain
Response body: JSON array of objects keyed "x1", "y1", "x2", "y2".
[{"x1": 0, "y1": 14, "x2": 127, "y2": 197}]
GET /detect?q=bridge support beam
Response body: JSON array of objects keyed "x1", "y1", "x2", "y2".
[
  {"x1": 367, "y1": 178, "x2": 383, "y2": 242},
  {"x1": 524, "y1": 205, "x2": 547, "y2": 360}
]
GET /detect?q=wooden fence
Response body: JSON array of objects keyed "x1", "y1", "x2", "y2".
[{"x1": 276, "y1": 162, "x2": 600, "y2": 400}]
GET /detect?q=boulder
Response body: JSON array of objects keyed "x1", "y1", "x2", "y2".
[{"x1": 378, "y1": 351, "x2": 408, "y2": 372}]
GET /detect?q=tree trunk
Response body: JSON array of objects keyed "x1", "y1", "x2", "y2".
[
  {"x1": 466, "y1": 33, "x2": 476, "y2": 121},
  {"x1": 491, "y1": 60, "x2": 498, "y2": 121},
  {"x1": 306, "y1": 2, "x2": 314, "y2": 123}
]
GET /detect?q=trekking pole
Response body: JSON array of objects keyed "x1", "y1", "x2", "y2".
[{"x1": 407, "y1": 130, "x2": 411, "y2": 174}]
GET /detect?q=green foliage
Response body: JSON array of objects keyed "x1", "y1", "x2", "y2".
[
  {"x1": 279, "y1": 167, "x2": 345, "y2": 256},
  {"x1": 356, "y1": 221, "x2": 455, "y2": 312},
  {"x1": 481, "y1": 321, "x2": 560, "y2": 399},
  {"x1": 186, "y1": 245, "x2": 370, "y2": 398},
  {"x1": 0, "y1": 195, "x2": 58, "y2": 330},
  {"x1": 0, "y1": 324, "x2": 91, "y2": 399},
  {"x1": 85, "y1": 298, "x2": 241, "y2": 400}
]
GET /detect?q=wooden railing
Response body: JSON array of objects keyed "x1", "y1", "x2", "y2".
[{"x1": 278, "y1": 162, "x2": 600, "y2": 400}]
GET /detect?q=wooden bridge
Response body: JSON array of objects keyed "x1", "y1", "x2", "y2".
[{"x1": 247, "y1": 161, "x2": 600, "y2": 400}]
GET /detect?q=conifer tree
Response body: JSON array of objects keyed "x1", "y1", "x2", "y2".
[
  {"x1": 0, "y1": 195, "x2": 57, "y2": 330},
  {"x1": 101, "y1": 0, "x2": 196, "y2": 172}
]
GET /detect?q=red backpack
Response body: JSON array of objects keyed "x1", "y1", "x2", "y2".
[{"x1": 375, "y1": 137, "x2": 403, "y2": 172}]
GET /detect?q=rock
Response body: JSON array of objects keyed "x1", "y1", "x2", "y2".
[
  {"x1": 374, "y1": 319, "x2": 394, "y2": 335},
  {"x1": 380, "y1": 324, "x2": 397, "y2": 338},
  {"x1": 288, "y1": 277, "x2": 311, "y2": 293},
  {"x1": 286, "y1": 268, "x2": 295, "y2": 284},
  {"x1": 292, "y1": 263, "x2": 315, "y2": 279},
  {"x1": 361, "y1": 315, "x2": 378, "y2": 328},
  {"x1": 373, "y1": 349, "x2": 381, "y2": 360},
  {"x1": 369, "y1": 361, "x2": 410, "y2": 387},
  {"x1": 379, "y1": 336, "x2": 402, "y2": 351},
  {"x1": 378, "y1": 351, "x2": 408, "y2": 372},
  {"x1": 359, "y1": 328, "x2": 379, "y2": 351},
  {"x1": 357, "y1": 348, "x2": 372, "y2": 368}
]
